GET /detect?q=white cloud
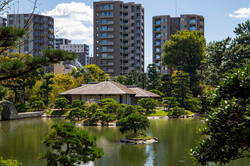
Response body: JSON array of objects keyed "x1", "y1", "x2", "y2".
[
  {"x1": 42, "y1": 2, "x2": 93, "y2": 44},
  {"x1": 229, "y1": 7, "x2": 250, "y2": 18}
]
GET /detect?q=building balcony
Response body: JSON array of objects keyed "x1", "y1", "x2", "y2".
[
  {"x1": 100, "y1": 48, "x2": 114, "y2": 52},
  {"x1": 100, "y1": 34, "x2": 114, "y2": 38},
  {"x1": 100, "y1": 41, "x2": 114, "y2": 45},
  {"x1": 101, "y1": 55, "x2": 114, "y2": 59},
  {"x1": 100, "y1": 21, "x2": 114, "y2": 25},
  {"x1": 107, "y1": 69, "x2": 114, "y2": 73},
  {"x1": 190, "y1": 19, "x2": 196, "y2": 24},
  {"x1": 100, "y1": 28, "x2": 114, "y2": 32}
]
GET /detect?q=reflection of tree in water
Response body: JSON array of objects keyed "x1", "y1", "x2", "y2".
[
  {"x1": 119, "y1": 144, "x2": 149, "y2": 166},
  {"x1": 0, "y1": 118, "x2": 65, "y2": 166},
  {"x1": 149, "y1": 118, "x2": 202, "y2": 166}
]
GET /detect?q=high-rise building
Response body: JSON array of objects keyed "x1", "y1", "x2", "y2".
[
  {"x1": 54, "y1": 38, "x2": 71, "y2": 49},
  {"x1": 59, "y1": 44, "x2": 90, "y2": 66},
  {"x1": 94, "y1": 0, "x2": 144, "y2": 77},
  {"x1": 7, "y1": 14, "x2": 54, "y2": 57},
  {"x1": 152, "y1": 14, "x2": 204, "y2": 74},
  {"x1": 0, "y1": 16, "x2": 7, "y2": 26}
]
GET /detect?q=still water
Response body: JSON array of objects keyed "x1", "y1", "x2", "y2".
[{"x1": 0, "y1": 118, "x2": 249, "y2": 166}]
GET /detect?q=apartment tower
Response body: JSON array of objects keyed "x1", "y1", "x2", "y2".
[
  {"x1": 152, "y1": 14, "x2": 204, "y2": 74},
  {"x1": 59, "y1": 44, "x2": 90, "y2": 66},
  {"x1": 7, "y1": 14, "x2": 54, "y2": 57},
  {"x1": 94, "y1": 0, "x2": 144, "y2": 77}
]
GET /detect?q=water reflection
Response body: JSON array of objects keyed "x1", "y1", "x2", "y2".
[{"x1": 0, "y1": 118, "x2": 249, "y2": 166}]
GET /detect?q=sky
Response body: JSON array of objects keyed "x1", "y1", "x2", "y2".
[{"x1": 4, "y1": 0, "x2": 250, "y2": 68}]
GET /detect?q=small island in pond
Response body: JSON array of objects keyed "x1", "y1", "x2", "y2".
[{"x1": 120, "y1": 133, "x2": 158, "y2": 145}]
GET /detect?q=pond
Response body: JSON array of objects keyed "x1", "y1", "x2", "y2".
[{"x1": 0, "y1": 118, "x2": 249, "y2": 166}]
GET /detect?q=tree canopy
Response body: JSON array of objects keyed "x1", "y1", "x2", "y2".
[
  {"x1": 41, "y1": 123, "x2": 104, "y2": 166},
  {"x1": 191, "y1": 66, "x2": 250, "y2": 165}
]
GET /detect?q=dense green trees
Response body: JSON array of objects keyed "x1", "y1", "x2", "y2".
[
  {"x1": 137, "y1": 98, "x2": 157, "y2": 115},
  {"x1": 202, "y1": 20, "x2": 249, "y2": 87},
  {"x1": 119, "y1": 111, "x2": 149, "y2": 134},
  {"x1": 191, "y1": 66, "x2": 250, "y2": 165},
  {"x1": 162, "y1": 30, "x2": 206, "y2": 97},
  {"x1": 41, "y1": 123, "x2": 104, "y2": 166},
  {"x1": 147, "y1": 63, "x2": 161, "y2": 90},
  {"x1": 55, "y1": 97, "x2": 69, "y2": 111}
]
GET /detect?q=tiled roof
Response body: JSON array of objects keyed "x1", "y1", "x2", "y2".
[
  {"x1": 60, "y1": 81, "x2": 160, "y2": 98},
  {"x1": 60, "y1": 81, "x2": 136, "y2": 95},
  {"x1": 128, "y1": 87, "x2": 161, "y2": 98}
]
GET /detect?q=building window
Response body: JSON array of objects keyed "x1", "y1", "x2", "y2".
[
  {"x1": 101, "y1": 26, "x2": 108, "y2": 31},
  {"x1": 190, "y1": 26, "x2": 196, "y2": 30},
  {"x1": 101, "y1": 11, "x2": 113, "y2": 17},
  {"x1": 181, "y1": 18, "x2": 185, "y2": 21},
  {"x1": 156, "y1": 41, "x2": 161, "y2": 45},
  {"x1": 181, "y1": 25, "x2": 186, "y2": 29},
  {"x1": 161, "y1": 18, "x2": 167, "y2": 22},
  {"x1": 155, "y1": 27, "x2": 161, "y2": 32},
  {"x1": 100, "y1": 4, "x2": 113, "y2": 10},
  {"x1": 155, "y1": 20, "x2": 161, "y2": 25},
  {"x1": 100, "y1": 19, "x2": 108, "y2": 24},
  {"x1": 101, "y1": 47, "x2": 108, "y2": 51},
  {"x1": 155, "y1": 34, "x2": 160, "y2": 38},
  {"x1": 100, "y1": 40, "x2": 108, "y2": 44},
  {"x1": 190, "y1": 19, "x2": 196, "y2": 24}
]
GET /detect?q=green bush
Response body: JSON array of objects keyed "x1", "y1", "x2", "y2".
[
  {"x1": 99, "y1": 98, "x2": 117, "y2": 107},
  {"x1": 55, "y1": 97, "x2": 69, "y2": 111},
  {"x1": 184, "y1": 97, "x2": 202, "y2": 113},
  {"x1": 163, "y1": 97, "x2": 179, "y2": 109},
  {"x1": 32, "y1": 100, "x2": 46, "y2": 111},
  {"x1": 72, "y1": 100, "x2": 85, "y2": 109},
  {"x1": 172, "y1": 106, "x2": 186, "y2": 117},
  {"x1": 16, "y1": 104, "x2": 33, "y2": 112},
  {"x1": 119, "y1": 111, "x2": 149, "y2": 134},
  {"x1": 138, "y1": 98, "x2": 157, "y2": 115}
]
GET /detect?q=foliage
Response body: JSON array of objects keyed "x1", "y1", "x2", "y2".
[
  {"x1": 162, "y1": 97, "x2": 179, "y2": 110},
  {"x1": 147, "y1": 64, "x2": 160, "y2": 90},
  {"x1": 99, "y1": 112, "x2": 116, "y2": 125},
  {"x1": 72, "y1": 100, "x2": 85, "y2": 109},
  {"x1": 202, "y1": 20, "x2": 249, "y2": 86},
  {"x1": 191, "y1": 66, "x2": 250, "y2": 165},
  {"x1": 137, "y1": 98, "x2": 157, "y2": 115},
  {"x1": 171, "y1": 106, "x2": 186, "y2": 117},
  {"x1": 40, "y1": 73, "x2": 55, "y2": 106},
  {"x1": 0, "y1": 157, "x2": 21, "y2": 166},
  {"x1": 159, "y1": 74, "x2": 173, "y2": 97},
  {"x1": 119, "y1": 111, "x2": 150, "y2": 134},
  {"x1": 55, "y1": 97, "x2": 69, "y2": 111},
  {"x1": 71, "y1": 64, "x2": 110, "y2": 85},
  {"x1": 0, "y1": 85, "x2": 8, "y2": 100},
  {"x1": 0, "y1": 49, "x2": 77, "y2": 81},
  {"x1": 126, "y1": 133, "x2": 152, "y2": 140},
  {"x1": 184, "y1": 98, "x2": 202, "y2": 113},
  {"x1": 32, "y1": 100, "x2": 46, "y2": 111},
  {"x1": 148, "y1": 89, "x2": 164, "y2": 98},
  {"x1": 138, "y1": 73, "x2": 149, "y2": 89},
  {"x1": 16, "y1": 104, "x2": 33, "y2": 112},
  {"x1": 66, "y1": 107, "x2": 87, "y2": 122},
  {"x1": 171, "y1": 71, "x2": 192, "y2": 107},
  {"x1": 162, "y1": 30, "x2": 206, "y2": 97},
  {"x1": 99, "y1": 98, "x2": 117, "y2": 108},
  {"x1": 41, "y1": 123, "x2": 104, "y2": 165}
]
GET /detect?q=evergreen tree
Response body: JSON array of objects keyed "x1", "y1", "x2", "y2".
[
  {"x1": 41, "y1": 123, "x2": 104, "y2": 165},
  {"x1": 147, "y1": 63, "x2": 160, "y2": 90},
  {"x1": 171, "y1": 71, "x2": 192, "y2": 107}
]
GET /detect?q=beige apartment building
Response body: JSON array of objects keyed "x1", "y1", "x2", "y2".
[
  {"x1": 93, "y1": 0, "x2": 145, "y2": 77},
  {"x1": 152, "y1": 14, "x2": 204, "y2": 74}
]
